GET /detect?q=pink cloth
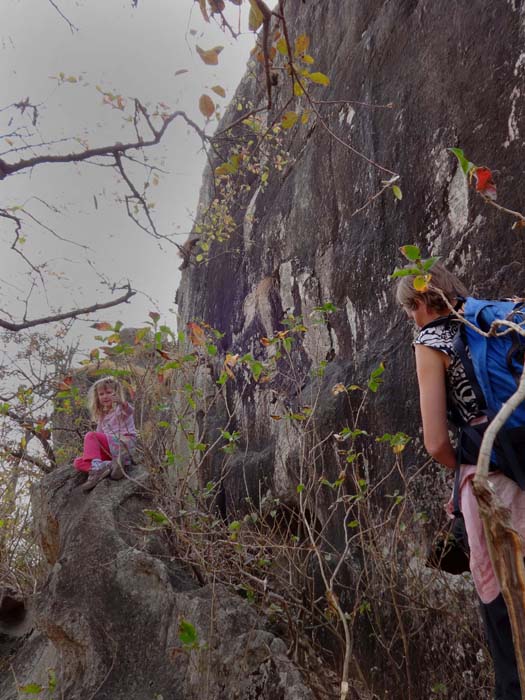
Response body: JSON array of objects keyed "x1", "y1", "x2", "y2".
[
  {"x1": 454, "y1": 465, "x2": 525, "y2": 603},
  {"x1": 97, "y1": 403, "x2": 136, "y2": 441},
  {"x1": 73, "y1": 432, "x2": 111, "y2": 472}
]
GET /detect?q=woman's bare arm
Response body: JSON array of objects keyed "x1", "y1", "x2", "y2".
[{"x1": 414, "y1": 344, "x2": 457, "y2": 469}]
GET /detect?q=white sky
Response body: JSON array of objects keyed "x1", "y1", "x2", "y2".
[{"x1": 0, "y1": 0, "x2": 253, "y2": 348}]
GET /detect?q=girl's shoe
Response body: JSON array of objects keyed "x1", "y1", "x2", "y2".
[
  {"x1": 110, "y1": 457, "x2": 126, "y2": 480},
  {"x1": 82, "y1": 464, "x2": 111, "y2": 492}
]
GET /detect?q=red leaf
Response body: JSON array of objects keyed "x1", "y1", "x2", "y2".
[
  {"x1": 91, "y1": 321, "x2": 112, "y2": 331},
  {"x1": 58, "y1": 376, "x2": 73, "y2": 390},
  {"x1": 474, "y1": 167, "x2": 497, "y2": 201}
]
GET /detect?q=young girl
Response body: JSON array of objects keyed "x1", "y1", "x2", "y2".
[
  {"x1": 396, "y1": 262, "x2": 525, "y2": 699},
  {"x1": 73, "y1": 377, "x2": 137, "y2": 492}
]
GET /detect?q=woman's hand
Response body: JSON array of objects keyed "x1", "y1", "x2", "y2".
[{"x1": 415, "y1": 344, "x2": 457, "y2": 469}]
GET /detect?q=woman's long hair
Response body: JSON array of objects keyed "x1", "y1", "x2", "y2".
[{"x1": 396, "y1": 261, "x2": 469, "y2": 312}]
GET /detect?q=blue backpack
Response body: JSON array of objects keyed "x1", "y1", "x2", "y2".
[{"x1": 452, "y1": 297, "x2": 525, "y2": 488}]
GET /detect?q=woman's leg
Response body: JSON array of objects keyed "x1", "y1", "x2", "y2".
[
  {"x1": 480, "y1": 593, "x2": 521, "y2": 699},
  {"x1": 73, "y1": 432, "x2": 111, "y2": 472}
]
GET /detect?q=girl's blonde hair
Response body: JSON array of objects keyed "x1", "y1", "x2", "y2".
[
  {"x1": 395, "y1": 262, "x2": 469, "y2": 312},
  {"x1": 87, "y1": 377, "x2": 125, "y2": 421}
]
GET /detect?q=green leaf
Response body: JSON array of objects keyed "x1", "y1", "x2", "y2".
[
  {"x1": 422, "y1": 256, "x2": 440, "y2": 271},
  {"x1": 367, "y1": 362, "x2": 385, "y2": 393},
  {"x1": 18, "y1": 685, "x2": 43, "y2": 695},
  {"x1": 47, "y1": 669, "x2": 57, "y2": 691},
  {"x1": 392, "y1": 185, "x2": 403, "y2": 200},
  {"x1": 217, "y1": 371, "x2": 228, "y2": 386},
  {"x1": 143, "y1": 509, "x2": 170, "y2": 525},
  {"x1": 250, "y1": 361, "x2": 263, "y2": 381},
  {"x1": 448, "y1": 147, "x2": 475, "y2": 176},
  {"x1": 389, "y1": 266, "x2": 421, "y2": 279},
  {"x1": 313, "y1": 302, "x2": 337, "y2": 313},
  {"x1": 399, "y1": 245, "x2": 421, "y2": 262},
  {"x1": 228, "y1": 520, "x2": 241, "y2": 532},
  {"x1": 178, "y1": 618, "x2": 199, "y2": 647},
  {"x1": 296, "y1": 483, "x2": 305, "y2": 494},
  {"x1": 308, "y1": 71, "x2": 330, "y2": 86}
]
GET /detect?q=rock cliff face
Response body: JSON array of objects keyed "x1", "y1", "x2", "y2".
[{"x1": 176, "y1": 0, "x2": 525, "y2": 513}]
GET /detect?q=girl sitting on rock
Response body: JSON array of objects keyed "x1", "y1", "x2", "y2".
[{"x1": 73, "y1": 377, "x2": 137, "y2": 492}]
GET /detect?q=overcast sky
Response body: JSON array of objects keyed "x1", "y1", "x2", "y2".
[{"x1": 1, "y1": 0, "x2": 253, "y2": 347}]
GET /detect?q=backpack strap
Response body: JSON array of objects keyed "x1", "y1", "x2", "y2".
[{"x1": 452, "y1": 325, "x2": 487, "y2": 411}]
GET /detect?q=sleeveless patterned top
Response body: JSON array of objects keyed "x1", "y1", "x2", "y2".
[{"x1": 414, "y1": 319, "x2": 482, "y2": 425}]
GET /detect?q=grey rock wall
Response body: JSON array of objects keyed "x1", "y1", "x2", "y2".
[{"x1": 176, "y1": 0, "x2": 525, "y2": 505}]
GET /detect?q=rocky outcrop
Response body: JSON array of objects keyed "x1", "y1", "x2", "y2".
[{"x1": 0, "y1": 466, "x2": 314, "y2": 699}]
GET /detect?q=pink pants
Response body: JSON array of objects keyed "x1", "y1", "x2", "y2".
[{"x1": 73, "y1": 432, "x2": 111, "y2": 472}]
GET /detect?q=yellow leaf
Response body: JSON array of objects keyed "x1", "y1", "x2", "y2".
[
  {"x1": 309, "y1": 72, "x2": 330, "y2": 86},
  {"x1": 196, "y1": 45, "x2": 224, "y2": 66},
  {"x1": 413, "y1": 275, "x2": 431, "y2": 292},
  {"x1": 392, "y1": 185, "x2": 403, "y2": 201},
  {"x1": 276, "y1": 37, "x2": 288, "y2": 55},
  {"x1": 211, "y1": 85, "x2": 226, "y2": 98},
  {"x1": 294, "y1": 33, "x2": 310, "y2": 55},
  {"x1": 301, "y1": 111, "x2": 310, "y2": 124},
  {"x1": 331, "y1": 383, "x2": 347, "y2": 396},
  {"x1": 282, "y1": 111, "x2": 298, "y2": 129},
  {"x1": 248, "y1": 0, "x2": 264, "y2": 31},
  {"x1": 199, "y1": 94, "x2": 215, "y2": 119},
  {"x1": 302, "y1": 54, "x2": 315, "y2": 64},
  {"x1": 293, "y1": 81, "x2": 304, "y2": 97},
  {"x1": 66, "y1": 76, "x2": 77, "y2": 83},
  {"x1": 224, "y1": 353, "x2": 239, "y2": 379},
  {"x1": 187, "y1": 322, "x2": 206, "y2": 346}
]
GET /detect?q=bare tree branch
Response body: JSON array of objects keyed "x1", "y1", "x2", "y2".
[
  {"x1": 0, "y1": 284, "x2": 135, "y2": 332},
  {"x1": 1, "y1": 445, "x2": 54, "y2": 474},
  {"x1": 47, "y1": 0, "x2": 78, "y2": 33},
  {"x1": 0, "y1": 110, "x2": 205, "y2": 181},
  {"x1": 3, "y1": 409, "x2": 56, "y2": 467}
]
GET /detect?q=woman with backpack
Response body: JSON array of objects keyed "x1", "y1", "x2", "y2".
[{"x1": 396, "y1": 262, "x2": 525, "y2": 700}]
